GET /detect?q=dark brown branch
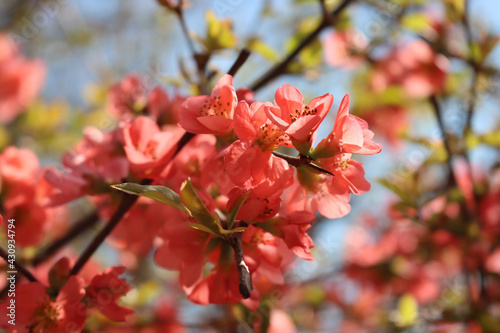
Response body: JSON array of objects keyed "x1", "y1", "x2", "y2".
[
  {"x1": 462, "y1": 0, "x2": 479, "y2": 134},
  {"x1": 250, "y1": 0, "x2": 355, "y2": 91},
  {"x1": 70, "y1": 183, "x2": 146, "y2": 275},
  {"x1": 227, "y1": 48, "x2": 251, "y2": 77},
  {"x1": 272, "y1": 151, "x2": 334, "y2": 176},
  {"x1": 0, "y1": 247, "x2": 38, "y2": 282},
  {"x1": 174, "y1": 132, "x2": 196, "y2": 155},
  {"x1": 228, "y1": 233, "x2": 253, "y2": 299},
  {"x1": 32, "y1": 210, "x2": 100, "y2": 266},
  {"x1": 429, "y1": 95, "x2": 456, "y2": 187}
]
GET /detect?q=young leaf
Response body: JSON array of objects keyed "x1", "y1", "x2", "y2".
[
  {"x1": 226, "y1": 190, "x2": 251, "y2": 230},
  {"x1": 180, "y1": 179, "x2": 223, "y2": 237},
  {"x1": 205, "y1": 10, "x2": 237, "y2": 51},
  {"x1": 111, "y1": 183, "x2": 188, "y2": 214}
]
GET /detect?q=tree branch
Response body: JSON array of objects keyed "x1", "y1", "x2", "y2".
[
  {"x1": 69, "y1": 182, "x2": 148, "y2": 276},
  {"x1": 228, "y1": 232, "x2": 253, "y2": 299},
  {"x1": 31, "y1": 210, "x2": 100, "y2": 266},
  {"x1": 272, "y1": 151, "x2": 334, "y2": 176},
  {"x1": 227, "y1": 48, "x2": 251, "y2": 77},
  {"x1": 250, "y1": 0, "x2": 355, "y2": 91},
  {"x1": 429, "y1": 95, "x2": 456, "y2": 187},
  {"x1": 0, "y1": 246, "x2": 38, "y2": 283}
]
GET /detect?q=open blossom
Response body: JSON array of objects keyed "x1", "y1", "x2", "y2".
[
  {"x1": 0, "y1": 147, "x2": 68, "y2": 246},
  {"x1": 323, "y1": 29, "x2": 368, "y2": 69},
  {"x1": 123, "y1": 116, "x2": 185, "y2": 178},
  {"x1": 178, "y1": 74, "x2": 237, "y2": 136},
  {"x1": 0, "y1": 276, "x2": 86, "y2": 333},
  {"x1": 283, "y1": 155, "x2": 371, "y2": 219},
  {"x1": 360, "y1": 105, "x2": 408, "y2": 146},
  {"x1": 148, "y1": 86, "x2": 185, "y2": 126},
  {"x1": 106, "y1": 74, "x2": 147, "y2": 118},
  {"x1": 264, "y1": 85, "x2": 333, "y2": 154},
  {"x1": 0, "y1": 34, "x2": 46, "y2": 124},
  {"x1": 0, "y1": 146, "x2": 39, "y2": 186},
  {"x1": 282, "y1": 94, "x2": 380, "y2": 219},
  {"x1": 154, "y1": 205, "x2": 211, "y2": 291},
  {"x1": 86, "y1": 267, "x2": 133, "y2": 321},
  {"x1": 371, "y1": 39, "x2": 449, "y2": 98},
  {"x1": 223, "y1": 101, "x2": 293, "y2": 195},
  {"x1": 44, "y1": 126, "x2": 129, "y2": 206},
  {"x1": 312, "y1": 94, "x2": 382, "y2": 158},
  {"x1": 270, "y1": 211, "x2": 316, "y2": 261},
  {"x1": 109, "y1": 198, "x2": 173, "y2": 256}
]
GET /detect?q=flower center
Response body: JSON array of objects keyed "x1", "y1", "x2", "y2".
[
  {"x1": 335, "y1": 158, "x2": 350, "y2": 171},
  {"x1": 256, "y1": 122, "x2": 288, "y2": 149},
  {"x1": 199, "y1": 96, "x2": 229, "y2": 117},
  {"x1": 289, "y1": 105, "x2": 317, "y2": 122},
  {"x1": 32, "y1": 300, "x2": 61, "y2": 331}
]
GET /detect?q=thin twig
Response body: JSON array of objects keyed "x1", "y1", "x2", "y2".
[
  {"x1": 228, "y1": 233, "x2": 253, "y2": 298},
  {"x1": 250, "y1": 0, "x2": 355, "y2": 91},
  {"x1": 272, "y1": 151, "x2": 334, "y2": 176},
  {"x1": 69, "y1": 184, "x2": 147, "y2": 275},
  {"x1": 173, "y1": 7, "x2": 209, "y2": 94},
  {"x1": 31, "y1": 210, "x2": 100, "y2": 266},
  {"x1": 429, "y1": 95, "x2": 456, "y2": 187},
  {"x1": 0, "y1": 247, "x2": 38, "y2": 282},
  {"x1": 227, "y1": 48, "x2": 251, "y2": 77}
]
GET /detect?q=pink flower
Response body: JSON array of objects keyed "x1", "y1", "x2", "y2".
[
  {"x1": 323, "y1": 29, "x2": 368, "y2": 69},
  {"x1": 283, "y1": 154, "x2": 370, "y2": 219},
  {"x1": 148, "y1": 86, "x2": 185, "y2": 126},
  {"x1": 371, "y1": 40, "x2": 449, "y2": 98},
  {"x1": 106, "y1": 74, "x2": 147, "y2": 118},
  {"x1": 0, "y1": 146, "x2": 39, "y2": 186},
  {"x1": 0, "y1": 34, "x2": 45, "y2": 124},
  {"x1": 265, "y1": 84, "x2": 333, "y2": 153},
  {"x1": 43, "y1": 127, "x2": 129, "y2": 206},
  {"x1": 178, "y1": 74, "x2": 237, "y2": 136},
  {"x1": 272, "y1": 211, "x2": 316, "y2": 260},
  {"x1": 154, "y1": 206, "x2": 211, "y2": 289},
  {"x1": 3, "y1": 183, "x2": 48, "y2": 247},
  {"x1": 224, "y1": 149, "x2": 294, "y2": 222},
  {"x1": 166, "y1": 134, "x2": 218, "y2": 187},
  {"x1": 267, "y1": 309, "x2": 297, "y2": 333},
  {"x1": 0, "y1": 276, "x2": 86, "y2": 333},
  {"x1": 123, "y1": 116, "x2": 185, "y2": 178},
  {"x1": 313, "y1": 94, "x2": 382, "y2": 158},
  {"x1": 109, "y1": 198, "x2": 172, "y2": 256},
  {"x1": 86, "y1": 267, "x2": 133, "y2": 322},
  {"x1": 233, "y1": 101, "x2": 291, "y2": 150},
  {"x1": 360, "y1": 105, "x2": 407, "y2": 146}
]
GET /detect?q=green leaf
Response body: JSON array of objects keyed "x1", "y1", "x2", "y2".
[
  {"x1": 111, "y1": 183, "x2": 188, "y2": 214},
  {"x1": 187, "y1": 222, "x2": 220, "y2": 236},
  {"x1": 378, "y1": 178, "x2": 418, "y2": 208},
  {"x1": 401, "y1": 12, "x2": 432, "y2": 34},
  {"x1": 480, "y1": 129, "x2": 500, "y2": 147},
  {"x1": 226, "y1": 191, "x2": 251, "y2": 230},
  {"x1": 218, "y1": 226, "x2": 248, "y2": 235},
  {"x1": 205, "y1": 10, "x2": 237, "y2": 51},
  {"x1": 247, "y1": 38, "x2": 279, "y2": 62},
  {"x1": 181, "y1": 179, "x2": 223, "y2": 237}
]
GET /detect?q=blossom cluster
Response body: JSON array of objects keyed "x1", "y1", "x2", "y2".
[
  {"x1": 108, "y1": 73, "x2": 381, "y2": 306},
  {"x1": 0, "y1": 68, "x2": 381, "y2": 327},
  {"x1": 0, "y1": 258, "x2": 131, "y2": 333}
]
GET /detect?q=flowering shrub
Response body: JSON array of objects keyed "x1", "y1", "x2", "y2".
[{"x1": 0, "y1": 0, "x2": 499, "y2": 332}]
